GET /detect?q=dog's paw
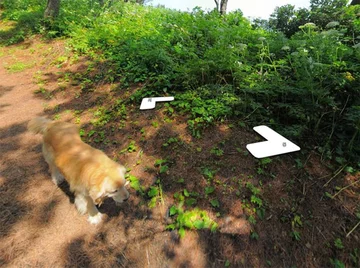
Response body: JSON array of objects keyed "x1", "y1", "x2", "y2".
[{"x1": 88, "y1": 213, "x2": 103, "y2": 225}]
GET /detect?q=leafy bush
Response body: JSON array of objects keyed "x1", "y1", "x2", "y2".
[{"x1": 2, "y1": 1, "x2": 359, "y2": 163}]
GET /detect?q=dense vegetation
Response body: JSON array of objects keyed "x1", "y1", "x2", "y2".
[{"x1": 1, "y1": 0, "x2": 359, "y2": 167}]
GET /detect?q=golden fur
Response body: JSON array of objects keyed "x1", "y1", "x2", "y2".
[{"x1": 28, "y1": 117, "x2": 129, "y2": 224}]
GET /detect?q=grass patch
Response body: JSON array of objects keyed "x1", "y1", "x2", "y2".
[{"x1": 5, "y1": 61, "x2": 34, "y2": 73}]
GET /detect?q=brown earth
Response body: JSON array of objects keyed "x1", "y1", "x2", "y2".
[{"x1": 0, "y1": 34, "x2": 359, "y2": 267}]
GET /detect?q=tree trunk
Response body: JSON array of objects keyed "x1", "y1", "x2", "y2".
[
  {"x1": 214, "y1": 0, "x2": 219, "y2": 11},
  {"x1": 44, "y1": 0, "x2": 61, "y2": 19},
  {"x1": 350, "y1": 0, "x2": 360, "y2": 5},
  {"x1": 220, "y1": 0, "x2": 228, "y2": 15}
]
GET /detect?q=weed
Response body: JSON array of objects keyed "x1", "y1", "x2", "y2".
[
  {"x1": 162, "y1": 137, "x2": 180, "y2": 147},
  {"x1": 154, "y1": 159, "x2": 169, "y2": 174},
  {"x1": 167, "y1": 205, "x2": 218, "y2": 238},
  {"x1": 350, "y1": 248, "x2": 359, "y2": 266},
  {"x1": 79, "y1": 128, "x2": 85, "y2": 137},
  {"x1": 210, "y1": 199, "x2": 220, "y2": 208},
  {"x1": 290, "y1": 214, "x2": 303, "y2": 241},
  {"x1": 147, "y1": 179, "x2": 164, "y2": 208},
  {"x1": 120, "y1": 140, "x2": 137, "y2": 154},
  {"x1": 210, "y1": 146, "x2": 224, "y2": 156},
  {"x1": 201, "y1": 167, "x2": 217, "y2": 181},
  {"x1": 330, "y1": 258, "x2": 345, "y2": 268},
  {"x1": 205, "y1": 186, "x2": 215, "y2": 196},
  {"x1": 151, "y1": 121, "x2": 159, "y2": 128},
  {"x1": 177, "y1": 178, "x2": 185, "y2": 184},
  {"x1": 5, "y1": 62, "x2": 34, "y2": 73},
  {"x1": 53, "y1": 114, "x2": 61, "y2": 121},
  {"x1": 34, "y1": 87, "x2": 52, "y2": 99},
  {"x1": 334, "y1": 238, "x2": 344, "y2": 250},
  {"x1": 126, "y1": 174, "x2": 145, "y2": 195},
  {"x1": 250, "y1": 230, "x2": 259, "y2": 240}
]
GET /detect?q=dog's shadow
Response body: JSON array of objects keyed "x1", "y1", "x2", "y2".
[{"x1": 57, "y1": 181, "x2": 123, "y2": 217}]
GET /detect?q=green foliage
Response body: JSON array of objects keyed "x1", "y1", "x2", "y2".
[
  {"x1": 210, "y1": 146, "x2": 224, "y2": 156},
  {"x1": 127, "y1": 174, "x2": 145, "y2": 195},
  {"x1": 120, "y1": 140, "x2": 137, "y2": 154},
  {"x1": 162, "y1": 137, "x2": 180, "y2": 147},
  {"x1": 330, "y1": 258, "x2": 345, "y2": 268},
  {"x1": 2, "y1": 0, "x2": 359, "y2": 164},
  {"x1": 147, "y1": 179, "x2": 163, "y2": 208},
  {"x1": 154, "y1": 159, "x2": 169, "y2": 174},
  {"x1": 205, "y1": 186, "x2": 215, "y2": 195},
  {"x1": 167, "y1": 206, "x2": 218, "y2": 238},
  {"x1": 350, "y1": 248, "x2": 359, "y2": 266},
  {"x1": 269, "y1": 5, "x2": 310, "y2": 37},
  {"x1": 201, "y1": 167, "x2": 217, "y2": 181},
  {"x1": 210, "y1": 199, "x2": 220, "y2": 208},
  {"x1": 334, "y1": 238, "x2": 344, "y2": 250},
  {"x1": 92, "y1": 100, "x2": 127, "y2": 127}
]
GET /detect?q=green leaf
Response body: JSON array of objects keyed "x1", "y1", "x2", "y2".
[
  {"x1": 148, "y1": 197, "x2": 157, "y2": 208},
  {"x1": 160, "y1": 165, "x2": 169, "y2": 173},
  {"x1": 169, "y1": 205, "x2": 178, "y2": 216},
  {"x1": 184, "y1": 189, "x2": 190, "y2": 197},
  {"x1": 205, "y1": 186, "x2": 215, "y2": 195},
  {"x1": 210, "y1": 199, "x2": 220, "y2": 208},
  {"x1": 193, "y1": 220, "x2": 205, "y2": 229},
  {"x1": 334, "y1": 238, "x2": 344, "y2": 250},
  {"x1": 179, "y1": 227, "x2": 186, "y2": 238},
  {"x1": 225, "y1": 260, "x2": 231, "y2": 267},
  {"x1": 166, "y1": 224, "x2": 176, "y2": 230},
  {"x1": 211, "y1": 222, "x2": 218, "y2": 232},
  {"x1": 148, "y1": 186, "x2": 159, "y2": 198},
  {"x1": 256, "y1": 208, "x2": 265, "y2": 220},
  {"x1": 250, "y1": 231, "x2": 259, "y2": 240},
  {"x1": 251, "y1": 195, "x2": 263, "y2": 207},
  {"x1": 248, "y1": 215, "x2": 257, "y2": 225},
  {"x1": 185, "y1": 198, "x2": 197, "y2": 206},
  {"x1": 154, "y1": 159, "x2": 167, "y2": 166}
]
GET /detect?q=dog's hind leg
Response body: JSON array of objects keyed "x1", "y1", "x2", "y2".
[
  {"x1": 49, "y1": 164, "x2": 64, "y2": 185},
  {"x1": 42, "y1": 143, "x2": 64, "y2": 185},
  {"x1": 85, "y1": 196, "x2": 103, "y2": 225}
]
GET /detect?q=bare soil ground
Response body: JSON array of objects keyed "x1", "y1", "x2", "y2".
[{"x1": 0, "y1": 34, "x2": 359, "y2": 267}]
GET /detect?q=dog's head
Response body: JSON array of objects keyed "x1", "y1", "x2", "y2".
[{"x1": 90, "y1": 165, "x2": 130, "y2": 206}]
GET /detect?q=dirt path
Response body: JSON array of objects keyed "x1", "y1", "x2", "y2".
[
  {"x1": 0, "y1": 40, "x2": 103, "y2": 266},
  {"x1": 0, "y1": 38, "x2": 209, "y2": 268}
]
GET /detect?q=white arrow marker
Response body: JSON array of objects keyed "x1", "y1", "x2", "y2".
[
  {"x1": 246, "y1": 125, "x2": 300, "y2": 158},
  {"x1": 140, "y1": 97, "x2": 174, "y2": 110}
]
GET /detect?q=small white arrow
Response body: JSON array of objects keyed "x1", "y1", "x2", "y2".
[
  {"x1": 140, "y1": 97, "x2": 174, "y2": 110},
  {"x1": 246, "y1": 125, "x2": 300, "y2": 158}
]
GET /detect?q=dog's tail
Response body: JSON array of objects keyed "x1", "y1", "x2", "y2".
[{"x1": 27, "y1": 117, "x2": 52, "y2": 135}]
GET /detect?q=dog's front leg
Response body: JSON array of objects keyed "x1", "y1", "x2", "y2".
[
  {"x1": 85, "y1": 196, "x2": 103, "y2": 225},
  {"x1": 74, "y1": 194, "x2": 88, "y2": 215}
]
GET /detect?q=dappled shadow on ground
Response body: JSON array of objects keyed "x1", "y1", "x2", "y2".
[
  {"x1": 0, "y1": 85, "x2": 14, "y2": 98},
  {"x1": 26, "y1": 54, "x2": 358, "y2": 267},
  {"x1": 0, "y1": 121, "x2": 53, "y2": 265}
]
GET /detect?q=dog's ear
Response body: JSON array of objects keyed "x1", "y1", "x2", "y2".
[
  {"x1": 94, "y1": 195, "x2": 105, "y2": 206},
  {"x1": 89, "y1": 189, "x2": 104, "y2": 206}
]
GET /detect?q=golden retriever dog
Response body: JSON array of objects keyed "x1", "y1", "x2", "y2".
[{"x1": 28, "y1": 117, "x2": 130, "y2": 224}]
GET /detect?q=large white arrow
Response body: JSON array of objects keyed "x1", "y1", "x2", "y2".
[
  {"x1": 140, "y1": 97, "x2": 174, "y2": 110},
  {"x1": 246, "y1": 125, "x2": 300, "y2": 158}
]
